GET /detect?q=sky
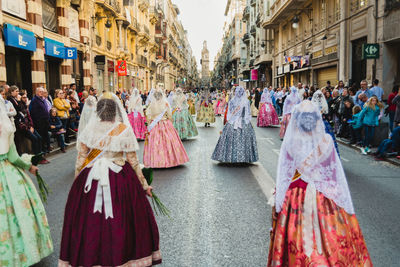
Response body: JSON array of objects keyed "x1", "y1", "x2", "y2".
[{"x1": 172, "y1": 0, "x2": 227, "y2": 71}]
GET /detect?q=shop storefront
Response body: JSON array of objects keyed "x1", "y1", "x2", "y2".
[
  {"x1": 316, "y1": 66, "x2": 338, "y2": 88},
  {"x1": 44, "y1": 37, "x2": 77, "y2": 91},
  {"x1": 3, "y1": 24, "x2": 36, "y2": 97}
]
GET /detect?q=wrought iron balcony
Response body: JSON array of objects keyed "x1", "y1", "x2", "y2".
[
  {"x1": 385, "y1": 0, "x2": 400, "y2": 11},
  {"x1": 251, "y1": 0, "x2": 256, "y2": 6}
]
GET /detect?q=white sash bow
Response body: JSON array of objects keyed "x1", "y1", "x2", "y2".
[
  {"x1": 84, "y1": 157, "x2": 123, "y2": 219},
  {"x1": 148, "y1": 109, "x2": 167, "y2": 132}
]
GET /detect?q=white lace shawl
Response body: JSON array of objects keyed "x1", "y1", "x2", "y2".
[
  {"x1": 227, "y1": 87, "x2": 251, "y2": 129},
  {"x1": 275, "y1": 101, "x2": 354, "y2": 214}
]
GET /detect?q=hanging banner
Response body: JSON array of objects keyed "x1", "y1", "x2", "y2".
[
  {"x1": 251, "y1": 69, "x2": 258, "y2": 81},
  {"x1": 117, "y1": 60, "x2": 127, "y2": 76}
]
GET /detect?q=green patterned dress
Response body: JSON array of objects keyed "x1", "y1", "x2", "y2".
[
  {"x1": 172, "y1": 108, "x2": 199, "y2": 139},
  {"x1": 0, "y1": 143, "x2": 53, "y2": 267}
]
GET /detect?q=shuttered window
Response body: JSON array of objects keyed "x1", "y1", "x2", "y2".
[{"x1": 317, "y1": 67, "x2": 337, "y2": 88}]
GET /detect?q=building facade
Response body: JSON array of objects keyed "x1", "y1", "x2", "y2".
[
  {"x1": 1, "y1": 0, "x2": 198, "y2": 95},
  {"x1": 215, "y1": 0, "x2": 400, "y2": 96}
]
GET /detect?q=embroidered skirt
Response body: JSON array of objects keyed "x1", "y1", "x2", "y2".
[
  {"x1": 172, "y1": 109, "x2": 198, "y2": 140},
  {"x1": 211, "y1": 121, "x2": 259, "y2": 163},
  {"x1": 59, "y1": 163, "x2": 161, "y2": 267},
  {"x1": 268, "y1": 183, "x2": 372, "y2": 267},
  {"x1": 196, "y1": 104, "x2": 216, "y2": 123},
  {"x1": 257, "y1": 103, "x2": 279, "y2": 127},
  {"x1": 143, "y1": 120, "x2": 189, "y2": 168},
  {"x1": 0, "y1": 157, "x2": 53, "y2": 267},
  {"x1": 128, "y1": 112, "x2": 147, "y2": 140}
]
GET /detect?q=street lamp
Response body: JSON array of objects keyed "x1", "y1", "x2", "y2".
[{"x1": 292, "y1": 16, "x2": 299, "y2": 29}]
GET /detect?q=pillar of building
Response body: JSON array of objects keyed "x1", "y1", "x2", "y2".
[
  {"x1": 79, "y1": 2, "x2": 92, "y2": 90},
  {"x1": 27, "y1": 0, "x2": 46, "y2": 90},
  {"x1": 56, "y1": 0, "x2": 72, "y2": 88}
]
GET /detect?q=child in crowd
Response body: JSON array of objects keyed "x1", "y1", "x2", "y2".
[
  {"x1": 49, "y1": 108, "x2": 66, "y2": 153},
  {"x1": 349, "y1": 105, "x2": 363, "y2": 145},
  {"x1": 359, "y1": 96, "x2": 384, "y2": 154}
]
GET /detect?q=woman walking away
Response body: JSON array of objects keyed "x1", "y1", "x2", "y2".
[
  {"x1": 196, "y1": 89, "x2": 215, "y2": 127},
  {"x1": 171, "y1": 88, "x2": 198, "y2": 140},
  {"x1": 0, "y1": 99, "x2": 53, "y2": 267},
  {"x1": 359, "y1": 95, "x2": 384, "y2": 154},
  {"x1": 279, "y1": 87, "x2": 301, "y2": 139},
  {"x1": 144, "y1": 89, "x2": 189, "y2": 168},
  {"x1": 127, "y1": 88, "x2": 147, "y2": 140},
  {"x1": 268, "y1": 100, "x2": 372, "y2": 267},
  {"x1": 59, "y1": 92, "x2": 161, "y2": 267},
  {"x1": 257, "y1": 88, "x2": 279, "y2": 127},
  {"x1": 212, "y1": 86, "x2": 258, "y2": 163}
]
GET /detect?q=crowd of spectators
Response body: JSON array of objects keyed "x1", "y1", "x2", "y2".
[
  {"x1": 250, "y1": 79, "x2": 400, "y2": 160},
  {"x1": 0, "y1": 84, "x2": 98, "y2": 164}
]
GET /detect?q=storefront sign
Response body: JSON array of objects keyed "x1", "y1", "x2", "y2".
[
  {"x1": 325, "y1": 45, "x2": 337, "y2": 55},
  {"x1": 45, "y1": 38, "x2": 65, "y2": 58},
  {"x1": 65, "y1": 47, "x2": 77, "y2": 59},
  {"x1": 283, "y1": 64, "x2": 291, "y2": 73},
  {"x1": 362, "y1": 44, "x2": 379, "y2": 59},
  {"x1": 251, "y1": 69, "x2": 258, "y2": 81},
  {"x1": 313, "y1": 50, "x2": 323, "y2": 58},
  {"x1": 277, "y1": 66, "x2": 283, "y2": 75},
  {"x1": 117, "y1": 60, "x2": 127, "y2": 76},
  {"x1": 108, "y1": 60, "x2": 114, "y2": 72},
  {"x1": 4, "y1": 24, "x2": 36, "y2": 52}
]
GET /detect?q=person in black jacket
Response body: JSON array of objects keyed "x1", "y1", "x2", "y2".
[
  {"x1": 254, "y1": 87, "x2": 261, "y2": 110},
  {"x1": 29, "y1": 87, "x2": 51, "y2": 154},
  {"x1": 338, "y1": 99, "x2": 354, "y2": 138}
]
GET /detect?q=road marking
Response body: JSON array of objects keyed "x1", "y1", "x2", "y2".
[
  {"x1": 341, "y1": 157, "x2": 349, "y2": 162},
  {"x1": 272, "y1": 149, "x2": 280, "y2": 156},
  {"x1": 250, "y1": 163, "x2": 276, "y2": 203},
  {"x1": 259, "y1": 137, "x2": 275, "y2": 145}
]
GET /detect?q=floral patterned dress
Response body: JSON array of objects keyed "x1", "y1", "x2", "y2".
[
  {"x1": 172, "y1": 108, "x2": 198, "y2": 139},
  {"x1": 196, "y1": 100, "x2": 216, "y2": 124},
  {"x1": 0, "y1": 144, "x2": 53, "y2": 267}
]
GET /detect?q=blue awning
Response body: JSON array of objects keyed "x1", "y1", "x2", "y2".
[
  {"x1": 45, "y1": 38, "x2": 65, "y2": 58},
  {"x1": 4, "y1": 24, "x2": 36, "y2": 52}
]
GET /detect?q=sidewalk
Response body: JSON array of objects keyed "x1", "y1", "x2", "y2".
[{"x1": 336, "y1": 137, "x2": 400, "y2": 167}]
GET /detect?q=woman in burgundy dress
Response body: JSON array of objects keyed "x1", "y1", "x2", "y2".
[{"x1": 59, "y1": 92, "x2": 161, "y2": 267}]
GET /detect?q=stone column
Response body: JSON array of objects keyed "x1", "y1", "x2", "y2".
[
  {"x1": 338, "y1": 0, "x2": 347, "y2": 83},
  {"x1": 117, "y1": 20, "x2": 124, "y2": 51},
  {"x1": 27, "y1": 0, "x2": 46, "y2": 90},
  {"x1": 79, "y1": 4, "x2": 92, "y2": 90}
]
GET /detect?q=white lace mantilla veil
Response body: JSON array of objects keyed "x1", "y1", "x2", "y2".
[
  {"x1": 172, "y1": 88, "x2": 188, "y2": 109},
  {"x1": 227, "y1": 86, "x2": 251, "y2": 129},
  {"x1": 145, "y1": 88, "x2": 155, "y2": 106},
  {"x1": 128, "y1": 88, "x2": 144, "y2": 115},
  {"x1": 78, "y1": 95, "x2": 97, "y2": 140},
  {"x1": 282, "y1": 86, "x2": 302, "y2": 115},
  {"x1": 275, "y1": 100, "x2": 354, "y2": 214},
  {"x1": 260, "y1": 88, "x2": 272, "y2": 104},
  {"x1": 147, "y1": 88, "x2": 170, "y2": 118},
  {"x1": 311, "y1": 89, "x2": 329, "y2": 114},
  {"x1": 77, "y1": 92, "x2": 139, "y2": 152},
  {"x1": 0, "y1": 98, "x2": 15, "y2": 154}
]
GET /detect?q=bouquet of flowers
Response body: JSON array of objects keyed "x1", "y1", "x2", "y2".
[
  {"x1": 21, "y1": 153, "x2": 50, "y2": 203},
  {"x1": 142, "y1": 167, "x2": 170, "y2": 218}
]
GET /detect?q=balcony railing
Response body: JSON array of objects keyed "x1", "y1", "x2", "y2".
[
  {"x1": 251, "y1": 0, "x2": 256, "y2": 6},
  {"x1": 106, "y1": 0, "x2": 121, "y2": 13}
]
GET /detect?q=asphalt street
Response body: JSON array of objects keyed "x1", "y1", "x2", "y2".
[{"x1": 32, "y1": 117, "x2": 400, "y2": 267}]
